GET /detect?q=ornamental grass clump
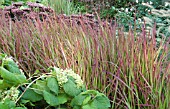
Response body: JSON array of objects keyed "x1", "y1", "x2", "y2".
[{"x1": 0, "y1": 12, "x2": 170, "y2": 108}]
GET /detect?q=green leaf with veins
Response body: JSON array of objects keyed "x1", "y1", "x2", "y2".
[
  {"x1": 0, "y1": 67, "x2": 27, "y2": 85},
  {"x1": 63, "y1": 79, "x2": 82, "y2": 97},
  {"x1": 22, "y1": 89, "x2": 43, "y2": 102},
  {"x1": 47, "y1": 77, "x2": 59, "y2": 95},
  {"x1": 3, "y1": 59, "x2": 21, "y2": 74},
  {"x1": 32, "y1": 80, "x2": 50, "y2": 95},
  {"x1": 43, "y1": 90, "x2": 59, "y2": 106}
]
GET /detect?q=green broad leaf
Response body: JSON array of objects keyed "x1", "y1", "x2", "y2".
[
  {"x1": 0, "y1": 102, "x2": 8, "y2": 109},
  {"x1": 82, "y1": 95, "x2": 91, "y2": 105},
  {"x1": 0, "y1": 0, "x2": 4, "y2": 4},
  {"x1": 81, "y1": 85, "x2": 87, "y2": 92},
  {"x1": 57, "y1": 93, "x2": 69, "y2": 105},
  {"x1": 20, "y1": 99, "x2": 35, "y2": 106},
  {"x1": 0, "y1": 53, "x2": 6, "y2": 60},
  {"x1": 3, "y1": 59, "x2": 21, "y2": 74},
  {"x1": 0, "y1": 67, "x2": 27, "y2": 85},
  {"x1": 32, "y1": 80, "x2": 50, "y2": 95},
  {"x1": 14, "y1": 107, "x2": 27, "y2": 109},
  {"x1": 81, "y1": 90, "x2": 98, "y2": 96},
  {"x1": 71, "y1": 94, "x2": 87, "y2": 107},
  {"x1": 57, "y1": 108, "x2": 68, "y2": 109},
  {"x1": 43, "y1": 90, "x2": 59, "y2": 106},
  {"x1": 73, "y1": 106, "x2": 81, "y2": 109},
  {"x1": 0, "y1": 79, "x2": 3, "y2": 84},
  {"x1": 82, "y1": 103, "x2": 97, "y2": 109},
  {"x1": 22, "y1": 88, "x2": 43, "y2": 102},
  {"x1": 91, "y1": 95, "x2": 111, "y2": 109},
  {"x1": 0, "y1": 80, "x2": 13, "y2": 89},
  {"x1": 79, "y1": 90, "x2": 110, "y2": 109},
  {"x1": 47, "y1": 77, "x2": 59, "y2": 95},
  {"x1": 3, "y1": 99, "x2": 16, "y2": 108},
  {"x1": 63, "y1": 79, "x2": 82, "y2": 97}
]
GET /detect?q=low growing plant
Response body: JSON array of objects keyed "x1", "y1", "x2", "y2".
[{"x1": 0, "y1": 53, "x2": 111, "y2": 109}]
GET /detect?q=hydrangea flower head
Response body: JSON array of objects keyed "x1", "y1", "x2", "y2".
[
  {"x1": 52, "y1": 67, "x2": 84, "y2": 88},
  {"x1": 0, "y1": 87, "x2": 19, "y2": 102}
]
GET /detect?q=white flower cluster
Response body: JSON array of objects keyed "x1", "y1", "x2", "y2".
[
  {"x1": 4, "y1": 56, "x2": 13, "y2": 62},
  {"x1": 53, "y1": 67, "x2": 68, "y2": 87},
  {"x1": 53, "y1": 67, "x2": 84, "y2": 88},
  {"x1": 65, "y1": 69, "x2": 84, "y2": 88},
  {"x1": 0, "y1": 87, "x2": 19, "y2": 102},
  {"x1": 3, "y1": 56, "x2": 19, "y2": 66}
]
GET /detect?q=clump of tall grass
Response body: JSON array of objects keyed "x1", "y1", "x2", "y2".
[
  {"x1": 0, "y1": 14, "x2": 169, "y2": 108},
  {"x1": 47, "y1": 0, "x2": 78, "y2": 15}
]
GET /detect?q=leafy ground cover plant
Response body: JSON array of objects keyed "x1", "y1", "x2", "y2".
[
  {"x1": 0, "y1": 54, "x2": 27, "y2": 89},
  {"x1": 0, "y1": 53, "x2": 111, "y2": 109},
  {"x1": 72, "y1": 0, "x2": 168, "y2": 34},
  {"x1": 0, "y1": 53, "x2": 27, "y2": 108},
  {"x1": 0, "y1": 8, "x2": 170, "y2": 108}
]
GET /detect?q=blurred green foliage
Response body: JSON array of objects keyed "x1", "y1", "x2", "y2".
[
  {"x1": 48, "y1": 0, "x2": 78, "y2": 15},
  {"x1": 143, "y1": 2, "x2": 170, "y2": 40},
  {"x1": 1, "y1": 0, "x2": 33, "y2": 6}
]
